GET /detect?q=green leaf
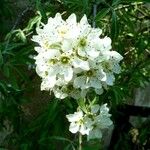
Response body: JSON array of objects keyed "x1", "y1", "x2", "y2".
[
  {"x1": 82, "y1": 0, "x2": 89, "y2": 14},
  {"x1": 0, "y1": 49, "x2": 3, "y2": 66},
  {"x1": 95, "y1": 8, "x2": 110, "y2": 20},
  {"x1": 111, "y1": 10, "x2": 118, "y2": 41},
  {"x1": 112, "y1": 0, "x2": 121, "y2": 6},
  {"x1": 0, "y1": 81, "x2": 7, "y2": 94},
  {"x1": 24, "y1": 15, "x2": 42, "y2": 32},
  {"x1": 3, "y1": 64, "x2": 10, "y2": 77},
  {"x1": 18, "y1": 29, "x2": 27, "y2": 43},
  {"x1": 49, "y1": 136, "x2": 73, "y2": 143},
  {"x1": 125, "y1": 0, "x2": 149, "y2": 2},
  {"x1": 64, "y1": 144, "x2": 75, "y2": 150},
  {"x1": 36, "y1": 0, "x2": 47, "y2": 23},
  {"x1": 77, "y1": 98, "x2": 87, "y2": 113},
  {"x1": 9, "y1": 73, "x2": 19, "y2": 90}
]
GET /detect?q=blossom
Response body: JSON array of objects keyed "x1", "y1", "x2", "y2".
[
  {"x1": 66, "y1": 110, "x2": 91, "y2": 135},
  {"x1": 32, "y1": 13, "x2": 123, "y2": 99},
  {"x1": 87, "y1": 104, "x2": 113, "y2": 140},
  {"x1": 66, "y1": 103, "x2": 113, "y2": 140}
]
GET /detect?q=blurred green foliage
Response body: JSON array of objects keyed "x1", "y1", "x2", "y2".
[{"x1": 0, "y1": 0, "x2": 150, "y2": 149}]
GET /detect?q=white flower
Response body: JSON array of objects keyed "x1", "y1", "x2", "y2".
[
  {"x1": 87, "y1": 104, "x2": 113, "y2": 140},
  {"x1": 72, "y1": 56, "x2": 90, "y2": 71},
  {"x1": 73, "y1": 69, "x2": 104, "y2": 90},
  {"x1": 66, "y1": 103, "x2": 113, "y2": 140},
  {"x1": 66, "y1": 110, "x2": 91, "y2": 135},
  {"x1": 88, "y1": 128, "x2": 102, "y2": 140},
  {"x1": 32, "y1": 13, "x2": 123, "y2": 99},
  {"x1": 52, "y1": 84, "x2": 88, "y2": 99},
  {"x1": 41, "y1": 76, "x2": 56, "y2": 90}
]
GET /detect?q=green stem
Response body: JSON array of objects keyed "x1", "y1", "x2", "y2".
[{"x1": 79, "y1": 133, "x2": 82, "y2": 150}]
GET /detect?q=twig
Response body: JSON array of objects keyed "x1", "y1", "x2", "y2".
[
  {"x1": 79, "y1": 133, "x2": 82, "y2": 150},
  {"x1": 4, "y1": 4, "x2": 33, "y2": 51},
  {"x1": 93, "y1": 2, "x2": 97, "y2": 28}
]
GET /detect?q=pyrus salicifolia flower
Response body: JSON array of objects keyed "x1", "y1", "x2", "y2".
[
  {"x1": 66, "y1": 103, "x2": 113, "y2": 140},
  {"x1": 32, "y1": 13, "x2": 123, "y2": 99}
]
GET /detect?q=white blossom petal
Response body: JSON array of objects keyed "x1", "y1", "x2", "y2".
[
  {"x1": 66, "y1": 111, "x2": 83, "y2": 122},
  {"x1": 69, "y1": 122, "x2": 80, "y2": 134},
  {"x1": 66, "y1": 13, "x2": 77, "y2": 26},
  {"x1": 41, "y1": 76, "x2": 56, "y2": 90},
  {"x1": 105, "y1": 73, "x2": 115, "y2": 85},
  {"x1": 63, "y1": 67, "x2": 73, "y2": 82},
  {"x1": 80, "y1": 15, "x2": 89, "y2": 26},
  {"x1": 72, "y1": 57, "x2": 89, "y2": 70},
  {"x1": 91, "y1": 104, "x2": 100, "y2": 114}
]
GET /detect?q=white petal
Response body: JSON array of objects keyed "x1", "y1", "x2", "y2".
[
  {"x1": 77, "y1": 48, "x2": 86, "y2": 57},
  {"x1": 54, "y1": 90, "x2": 68, "y2": 99},
  {"x1": 69, "y1": 122, "x2": 80, "y2": 134},
  {"x1": 48, "y1": 67, "x2": 59, "y2": 76},
  {"x1": 41, "y1": 76, "x2": 56, "y2": 90},
  {"x1": 94, "y1": 129, "x2": 102, "y2": 139},
  {"x1": 88, "y1": 129, "x2": 102, "y2": 140},
  {"x1": 84, "y1": 117, "x2": 94, "y2": 129},
  {"x1": 31, "y1": 35, "x2": 41, "y2": 43},
  {"x1": 96, "y1": 116, "x2": 113, "y2": 129},
  {"x1": 72, "y1": 57, "x2": 89, "y2": 70},
  {"x1": 80, "y1": 15, "x2": 88, "y2": 26},
  {"x1": 73, "y1": 76, "x2": 86, "y2": 89},
  {"x1": 34, "y1": 47, "x2": 43, "y2": 53},
  {"x1": 97, "y1": 37, "x2": 112, "y2": 51},
  {"x1": 90, "y1": 78, "x2": 102, "y2": 89},
  {"x1": 80, "y1": 124, "x2": 90, "y2": 135},
  {"x1": 64, "y1": 67, "x2": 73, "y2": 82},
  {"x1": 44, "y1": 50, "x2": 61, "y2": 60},
  {"x1": 95, "y1": 88, "x2": 103, "y2": 95},
  {"x1": 109, "y1": 51, "x2": 123, "y2": 62},
  {"x1": 61, "y1": 40, "x2": 73, "y2": 54},
  {"x1": 105, "y1": 73, "x2": 115, "y2": 85},
  {"x1": 98, "y1": 69, "x2": 107, "y2": 81},
  {"x1": 88, "y1": 28, "x2": 102, "y2": 39},
  {"x1": 100, "y1": 104, "x2": 109, "y2": 114},
  {"x1": 53, "y1": 86, "x2": 68, "y2": 99},
  {"x1": 66, "y1": 111, "x2": 83, "y2": 122},
  {"x1": 66, "y1": 13, "x2": 77, "y2": 25},
  {"x1": 102, "y1": 37, "x2": 112, "y2": 51},
  {"x1": 91, "y1": 104, "x2": 100, "y2": 114},
  {"x1": 112, "y1": 63, "x2": 121, "y2": 74},
  {"x1": 55, "y1": 13, "x2": 62, "y2": 21},
  {"x1": 87, "y1": 48, "x2": 100, "y2": 59},
  {"x1": 47, "y1": 76, "x2": 57, "y2": 87}
]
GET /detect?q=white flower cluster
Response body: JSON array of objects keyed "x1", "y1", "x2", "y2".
[
  {"x1": 32, "y1": 13, "x2": 123, "y2": 99},
  {"x1": 66, "y1": 103, "x2": 113, "y2": 140}
]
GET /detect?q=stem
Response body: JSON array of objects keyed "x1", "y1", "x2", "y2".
[
  {"x1": 92, "y1": 1, "x2": 97, "y2": 28},
  {"x1": 79, "y1": 133, "x2": 82, "y2": 150}
]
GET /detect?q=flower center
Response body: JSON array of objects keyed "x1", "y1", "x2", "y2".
[
  {"x1": 43, "y1": 40, "x2": 51, "y2": 49},
  {"x1": 86, "y1": 70, "x2": 95, "y2": 77},
  {"x1": 102, "y1": 61, "x2": 112, "y2": 72},
  {"x1": 62, "y1": 84, "x2": 74, "y2": 93},
  {"x1": 79, "y1": 38, "x2": 87, "y2": 47},
  {"x1": 45, "y1": 71, "x2": 48, "y2": 76},
  {"x1": 58, "y1": 26, "x2": 68, "y2": 37},
  {"x1": 60, "y1": 56, "x2": 70, "y2": 64},
  {"x1": 49, "y1": 59, "x2": 57, "y2": 64},
  {"x1": 67, "y1": 84, "x2": 74, "y2": 92}
]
